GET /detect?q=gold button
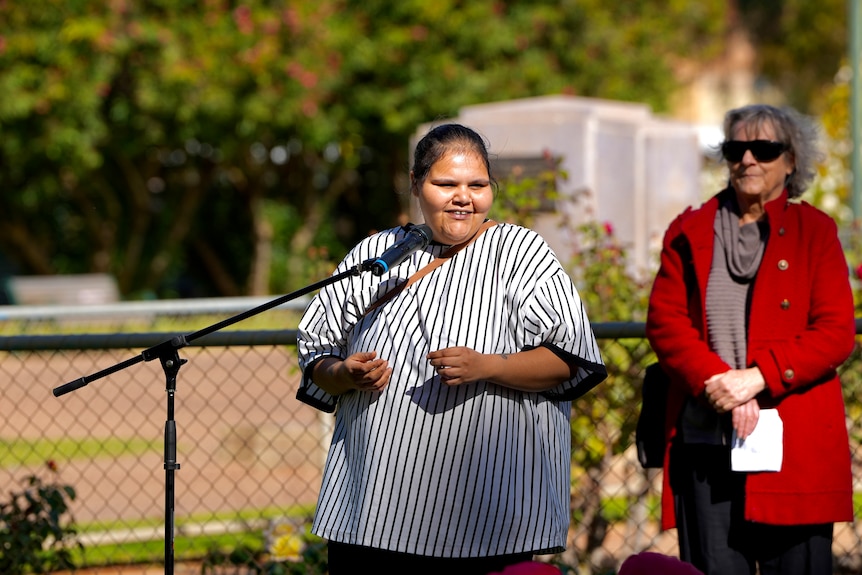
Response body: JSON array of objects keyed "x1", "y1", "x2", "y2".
[
  {"x1": 784, "y1": 369, "x2": 795, "y2": 380},
  {"x1": 778, "y1": 259, "x2": 789, "y2": 270},
  {"x1": 781, "y1": 299, "x2": 790, "y2": 310},
  {"x1": 778, "y1": 227, "x2": 786, "y2": 236}
]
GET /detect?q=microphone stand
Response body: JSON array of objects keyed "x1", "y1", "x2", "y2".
[{"x1": 53, "y1": 262, "x2": 373, "y2": 575}]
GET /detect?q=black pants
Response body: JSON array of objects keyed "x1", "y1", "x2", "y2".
[
  {"x1": 327, "y1": 541, "x2": 534, "y2": 575},
  {"x1": 670, "y1": 443, "x2": 833, "y2": 575}
]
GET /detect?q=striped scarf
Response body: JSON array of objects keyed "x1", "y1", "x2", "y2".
[{"x1": 680, "y1": 197, "x2": 767, "y2": 444}]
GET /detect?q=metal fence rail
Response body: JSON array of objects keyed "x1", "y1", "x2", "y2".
[{"x1": 0, "y1": 301, "x2": 860, "y2": 574}]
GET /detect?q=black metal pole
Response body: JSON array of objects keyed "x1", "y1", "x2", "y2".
[
  {"x1": 158, "y1": 348, "x2": 185, "y2": 575},
  {"x1": 53, "y1": 264, "x2": 366, "y2": 574}
]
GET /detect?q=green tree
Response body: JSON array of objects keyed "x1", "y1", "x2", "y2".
[
  {"x1": 565, "y1": 217, "x2": 654, "y2": 568},
  {"x1": 0, "y1": 1, "x2": 356, "y2": 297},
  {"x1": 736, "y1": 0, "x2": 849, "y2": 112},
  {"x1": 806, "y1": 63, "x2": 862, "y2": 464},
  {"x1": 0, "y1": 0, "x2": 728, "y2": 298}
]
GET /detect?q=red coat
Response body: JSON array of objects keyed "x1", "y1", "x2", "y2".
[{"x1": 646, "y1": 188, "x2": 856, "y2": 530}]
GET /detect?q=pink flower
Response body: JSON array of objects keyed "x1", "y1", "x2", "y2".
[
  {"x1": 282, "y1": 7, "x2": 301, "y2": 32},
  {"x1": 603, "y1": 221, "x2": 614, "y2": 236},
  {"x1": 233, "y1": 6, "x2": 254, "y2": 35}
]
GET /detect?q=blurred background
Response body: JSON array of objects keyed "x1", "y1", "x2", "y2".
[
  {"x1": 1, "y1": 1, "x2": 861, "y2": 574},
  {"x1": 0, "y1": 0, "x2": 857, "y2": 300}
]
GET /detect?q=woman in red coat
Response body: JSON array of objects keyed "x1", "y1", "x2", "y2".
[{"x1": 646, "y1": 104, "x2": 856, "y2": 575}]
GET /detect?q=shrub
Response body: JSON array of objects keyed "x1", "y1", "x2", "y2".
[
  {"x1": 0, "y1": 460, "x2": 82, "y2": 574},
  {"x1": 200, "y1": 520, "x2": 327, "y2": 575}
]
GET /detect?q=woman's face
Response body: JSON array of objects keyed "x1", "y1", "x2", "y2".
[
  {"x1": 727, "y1": 121, "x2": 794, "y2": 207},
  {"x1": 412, "y1": 149, "x2": 493, "y2": 245}
]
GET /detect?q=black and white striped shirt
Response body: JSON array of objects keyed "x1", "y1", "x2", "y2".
[{"x1": 297, "y1": 222, "x2": 606, "y2": 558}]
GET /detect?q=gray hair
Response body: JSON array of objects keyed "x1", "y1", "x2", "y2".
[{"x1": 721, "y1": 104, "x2": 823, "y2": 198}]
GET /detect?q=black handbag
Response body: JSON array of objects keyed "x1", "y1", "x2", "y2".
[{"x1": 636, "y1": 362, "x2": 669, "y2": 468}]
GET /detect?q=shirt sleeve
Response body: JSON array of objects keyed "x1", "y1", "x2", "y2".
[
  {"x1": 519, "y1": 260, "x2": 607, "y2": 401},
  {"x1": 295, "y1": 248, "x2": 366, "y2": 413},
  {"x1": 295, "y1": 292, "x2": 345, "y2": 412},
  {"x1": 295, "y1": 227, "x2": 408, "y2": 412}
]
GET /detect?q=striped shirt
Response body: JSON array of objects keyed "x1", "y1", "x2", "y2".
[{"x1": 297, "y1": 222, "x2": 606, "y2": 558}]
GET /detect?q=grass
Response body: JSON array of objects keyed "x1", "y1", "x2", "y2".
[
  {"x1": 69, "y1": 505, "x2": 317, "y2": 567},
  {"x1": 75, "y1": 504, "x2": 316, "y2": 535},
  {"x1": 0, "y1": 310, "x2": 302, "y2": 337},
  {"x1": 72, "y1": 531, "x2": 266, "y2": 567},
  {"x1": 0, "y1": 436, "x2": 160, "y2": 468},
  {"x1": 601, "y1": 493, "x2": 862, "y2": 523}
]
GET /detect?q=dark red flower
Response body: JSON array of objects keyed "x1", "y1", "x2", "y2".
[{"x1": 491, "y1": 561, "x2": 562, "y2": 574}]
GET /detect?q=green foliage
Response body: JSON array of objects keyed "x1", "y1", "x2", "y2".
[
  {"x1": 494, "y1": 159, "x2": 656, "y2": 566},
  {"x1": 73, "y1": 529, "x2": 264, "y2": 569},
  {"x1": 738, "y1": 0, "x2": 849, "y2": 112},
  {"x1": 200, "y1": 523, "x2": 327, "y2": 575},
  {"x1": 810, "y1": 67, "x2": 862, "y2": 319},
  {"x1": 798, "y1": 67, "x2": 862, "y2": 428},
  {"x1": 0, "y1": 0, "x2": 728, "y2": 298},
  {"x1": 566, "y1": 220, "x2": 653, "y2": 476},
  {"x1": 490, "y1": 152, "x2": 564, "y2": 227},
  {"x1": 568, "y1": 221, "x2": 652, "y2": 323},
  {"x1": 0, "y1": 0, "x2": 851, "y2": 299},
  {"x1": 261, "y1": 199, "x2": 339, "y2": 291},
  {"x1": 842, "y1": 345, "x2": 862, "y2": 448},
  {"x1": 806, "y1": 65, "x2": 854, "y2": 227},
  {"x1": 0, "y1": 461, "x2": 82, "y2": 574}
]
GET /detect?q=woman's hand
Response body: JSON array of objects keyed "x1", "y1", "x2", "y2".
[
  {"x1": 731, "y1": 399, "x2": 761, "y2": 441},
  {"x1": 342, "y1": 351, "x2": 392, "y2": 391},
  {"x1": 426, "y1": 346, "x2": 488, "y2": 386},
  {"x1": 313, "y1": 352, "x2": 392, "y2": 395},
  {"x1": 427, "y1": 345, "x2": 572, "y2": 391},
  {"x1": 704, "y1": 367, "x2": 766, "y2": 413}
]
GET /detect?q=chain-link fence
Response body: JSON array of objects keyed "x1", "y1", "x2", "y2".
[{"x1": 1, "y1": 301, "x2": 860, "y2": 574}]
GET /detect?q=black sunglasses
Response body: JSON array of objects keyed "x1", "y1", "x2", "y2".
[{"x1": 721, "y1": 140, "x2": 788, "y2": 163}]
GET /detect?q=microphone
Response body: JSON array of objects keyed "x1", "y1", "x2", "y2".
[{"x1": 365, "y1": 224, "x2": 433, "y2": 276}]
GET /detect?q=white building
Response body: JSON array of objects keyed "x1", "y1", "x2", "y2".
[{"x1": 411, "y1": 95, "x2": 704, "y2": 276}]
